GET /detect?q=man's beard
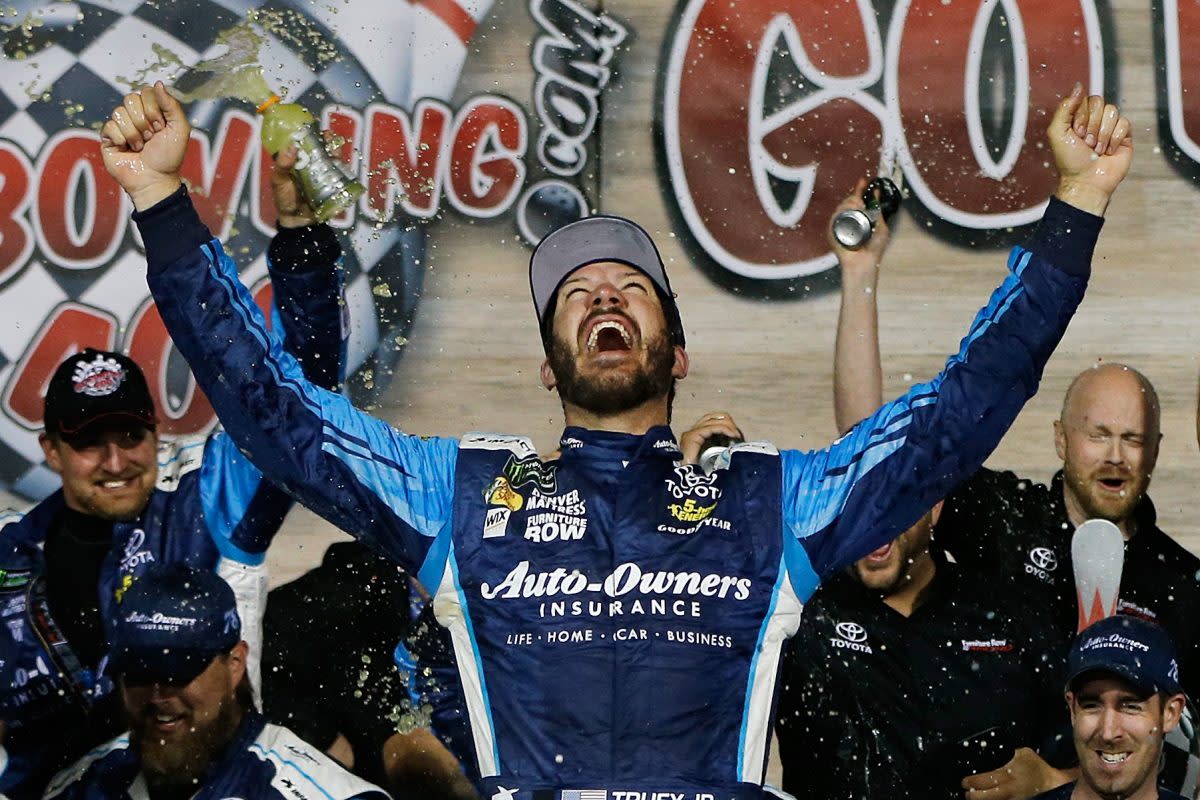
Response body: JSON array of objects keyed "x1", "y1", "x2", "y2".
[
  {"x1": 128, "y1": 697, "x2": 240, "y2": 792},
  {"x1": 548, "y1": 328, "x2": 675, "y2": 416},
  {"x1": 1062, "y1": 462, "x2": 1146, "y2": 525}
]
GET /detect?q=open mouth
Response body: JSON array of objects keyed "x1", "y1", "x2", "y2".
[
  {"x1": 147, "y1": 711, "x2": 187, "y2": 735},
  {"x1": 864, "y1": 543, "x2": 893, "y2": 562},
  {"x1": 1098, "y1": 751, "x2": 1130, "y2": 765},
  {"x1": 586, "y1": 320, "x2": 633, "y2": 353},
  {"x1": 1097, "y1": 477, "x2": 1127, "y2": 493}
]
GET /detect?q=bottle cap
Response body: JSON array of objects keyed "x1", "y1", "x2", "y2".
[{"x1": 256, "y1": 94, "x2": 281, "y2": 114}]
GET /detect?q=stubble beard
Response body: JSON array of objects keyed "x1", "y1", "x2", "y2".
[{"x1": 855, "y1": 549, "x2": 913, "y2": 597}]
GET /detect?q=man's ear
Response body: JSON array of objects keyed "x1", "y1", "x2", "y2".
[
  {"x1": 672, "y1": 346, "x2": 689, "y2": 380},
  {"x1": 39, "y1": 433, "x2": 63, "y2": 475},
  {"x1": 1054, "y1": 419, "x2": 1067, "y2": 461},
  {"x1": 929, "y1": 499, "x2": 945, "y2": 527},
  {"x1": 1162, "y1": 692, "x2": 1187, "y2": 734},
  {"x1": 540, "y1": 358, "x2": 557, "y2": 391},
  {"x1": 226, "y1": 640, "x2": 249, "y2": 689}
]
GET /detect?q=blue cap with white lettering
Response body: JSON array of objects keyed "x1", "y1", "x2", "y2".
[
  {"x1": 1067, "y1": 615, "x2": 1184, "y2": 698},
  {"x1": 109, "y1": 563, "x2": 242, "y2": 686}
]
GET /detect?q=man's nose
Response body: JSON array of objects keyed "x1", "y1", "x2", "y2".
[
  {"x1": 100, "y1": 441, "x2": 129, "y2": 473},
  {"x1": 1099, "y1": 707, "x2": 1124, "y2": 742},
  {"x1": 591, "y1": 283, "x2": 627, "y2": 309}
]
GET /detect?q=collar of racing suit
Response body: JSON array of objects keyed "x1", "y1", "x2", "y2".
[{"x1": 555, "y1": 425, "x2": 682, "y2": 474}]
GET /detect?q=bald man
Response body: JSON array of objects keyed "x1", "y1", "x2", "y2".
[{"x1": 830, "y1": 201, "x2": 1200, "y2": 708}]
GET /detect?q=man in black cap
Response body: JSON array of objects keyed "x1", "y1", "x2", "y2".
[
  {"x1": 0, "y1": 146, "x2": 345, "y2": 799},
  {"x1": 44, "y1": 563, "x2": 388, "y2": 800},
  {"x1": 106, "y1": 81, "x2": 1128, "y2": 799},
  {"x1": 1031, "y1": 616, "x2": 1188, "y2": 800}
]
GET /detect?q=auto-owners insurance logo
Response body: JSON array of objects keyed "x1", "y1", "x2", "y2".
[{"x1": 831, "y1": 621, "x2": 872, "y2": 654}]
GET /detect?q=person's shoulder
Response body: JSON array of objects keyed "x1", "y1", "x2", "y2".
[
  {"x1": 1139, "y1": 519, "x2": 1200, "y2": 569},
  {"x1": 0, "y1": 492, "x2": 58, "y2": 556},
  {"x1": 459, "y1": 431, "x2": 537, "y2": 456},
  {"x1": 253, "y1": 722, "x2": 390, "y2": 800},
  {"x1": 154, "y1": 433, "x2": 207, "y2": 492},
  {"x1": 43, "y1": 733, "x2": 133, "y2": 799},
  {"x1": 956, "y1": 467, "x2": 1052, "y2": 502}
]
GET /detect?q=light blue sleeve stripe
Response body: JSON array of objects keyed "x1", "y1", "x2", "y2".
[
  {"x1": 199, "y1": 434, "x2": 265, "y2": 566},
  {"x1": 779, "y1": 268, "x2": 1027, "y2": 541},
  {"x1": 450, "y1": 548, "x2": 501, "y2": 772},
  {"x1": 737, "y1": 564, "x2": 785, "y2": 781},
  {"x1": 202, "y1": 241, "x2": 458, "y2": 551},
  {"x1": 419, "y1": 525, "x2": 454, "y2": 592},
  {"x1": 782, "y1": 535, "x2": 820, "y2": 603}
]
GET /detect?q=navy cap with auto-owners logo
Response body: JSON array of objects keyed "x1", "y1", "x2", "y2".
[
  {"x1": 529, "y1": 215, "x2": 686, "y2": 348},
  {"x1": 109, "y1": 563, "x2": 241, "y2": 686},
  {"x1": 43, "y1": 348, "x2": 156, "y2": 436},
  {"x1": 1067, "y1": 615, "x2": 1185, "y2": 698}
]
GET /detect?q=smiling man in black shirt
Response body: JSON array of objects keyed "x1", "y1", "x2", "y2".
[{"x1": 776, "y1": 501, "x2": 1073, "y2": 800}]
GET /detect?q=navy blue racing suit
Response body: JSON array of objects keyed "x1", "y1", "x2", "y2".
[
  {"x1": 43, "y1": 712, "x2": 389, "y2": 800},
  {"x1": 142, "y1": 187, "x2": 1099, "y2": 800}
]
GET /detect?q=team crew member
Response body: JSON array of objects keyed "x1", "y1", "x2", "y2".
[
  {"x1": 263, "y1": 541, "x2": 414, "y2": 785},
  {"x1": 106, "y1": 81, "x2": 1127, "y2": 799},
  {"x1": 0, "y1": 148, "x2": 345, "y2": 800},
  {"x1": 44, "y1": 564, "x2": 389, "y2": 800},
  {"x1": 1031, "y1": 616, "x2": 1188, "y2": 800},
  {"x1": 264, "y1": 541, "x2": 478, "y2": 800},
  {"x1": 776, "y1": 501, "x2": 1073, "y2": 800},
  {"x1": 830, "y1": 168, "x2": 1200, "y2": 701}
]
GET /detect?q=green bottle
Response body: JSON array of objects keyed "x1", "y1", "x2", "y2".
[{"x1": 257, "y1": 94, "x2": 363, "y2": 223}]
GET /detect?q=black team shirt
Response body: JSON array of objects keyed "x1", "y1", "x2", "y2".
[
  {"x1": 775, "y1": 558, "x2": 1069, "y2": 800},
  {"x1": 43, "y1": 507, "x2": 112, "y2": 670},
  {"x1": 937, "y1": 469, "x2": 1200, "y2": 699}
]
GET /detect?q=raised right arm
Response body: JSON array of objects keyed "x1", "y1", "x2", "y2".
[
  {"x1": 101, "y1": 84, "x2": 457, "y2": 586},
  {"x1": 832, "y1": 179, "x2": 888, "y2": 435}
]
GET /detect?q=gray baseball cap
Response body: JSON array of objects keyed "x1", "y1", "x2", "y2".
[{"x1": 529, "y1": 215, "x2": 685, "y2": 347}]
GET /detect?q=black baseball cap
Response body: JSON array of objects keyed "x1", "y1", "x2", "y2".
[
  {"x1": 1067, "y1": 615, "x2": 1185, "y2": 698},
  {"x1": 43, "y1": 349, "x2": 156, "y2": 437},
  {"x1": 529, "y1": 215, "x2": 686, "y2": 348},
  {"x1": 109, "y1": 563, "x2": 242, "y2": 686}
]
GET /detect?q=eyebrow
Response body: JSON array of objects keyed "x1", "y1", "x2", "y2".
[{"x1": 561, "y1": 269, "x2": 647, "y2": 288}]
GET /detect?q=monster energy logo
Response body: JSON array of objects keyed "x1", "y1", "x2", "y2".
[
  {"x1": 503, "y1": 454, "x2": 557, "y2": 493},
  {"x1": 0, "y1": 570, "x2": 31, "y2": 590}
]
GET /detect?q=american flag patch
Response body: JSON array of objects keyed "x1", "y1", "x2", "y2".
[{"x1": 561, "y1": 790, "x2": 607, "y2": 800}]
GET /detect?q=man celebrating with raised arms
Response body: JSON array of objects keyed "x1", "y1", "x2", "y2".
[{"x1": 100, "y1": 81, "x2": 1128, "y2": 800}]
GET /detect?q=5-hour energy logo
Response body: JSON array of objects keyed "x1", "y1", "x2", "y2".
[{"x1": 660, "y1": 465, "x2": 731, "y2": 535}]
